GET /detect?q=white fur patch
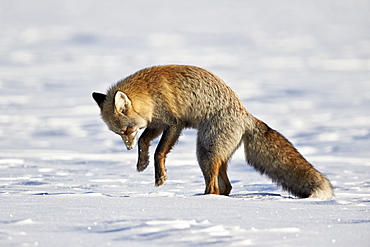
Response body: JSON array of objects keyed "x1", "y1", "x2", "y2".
[{"x1": 311, "y1": 183, "x2": 334, "y2": 200}]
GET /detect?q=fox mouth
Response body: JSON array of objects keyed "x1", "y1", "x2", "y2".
[{"x1": 121, "y1": 129, "x2": 139, "y2": 150}]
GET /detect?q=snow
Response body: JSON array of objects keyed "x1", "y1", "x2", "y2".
[{"x1": 1, "y1": 0, "x2": 369, "y2": 246}]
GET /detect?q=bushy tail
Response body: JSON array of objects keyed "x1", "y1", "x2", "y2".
[{"x1": 243, "y1": 116, "x2": 334, "y2": 200}]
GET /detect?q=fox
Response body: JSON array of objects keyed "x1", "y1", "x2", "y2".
[{"x1": 92, "y1": 65, "x2": 334, "y2": 200}]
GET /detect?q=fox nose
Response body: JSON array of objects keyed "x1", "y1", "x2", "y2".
[{"x1": 126, "y1": 146, "x2": 133, "y2": 150}]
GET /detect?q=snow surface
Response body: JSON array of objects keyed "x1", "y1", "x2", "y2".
[{"x1": 1, "y1": 0, "x2": 370, "y2": 246}]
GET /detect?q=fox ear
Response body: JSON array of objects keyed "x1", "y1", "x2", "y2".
[
  {"x1": 114, "y1": 91, "x2": 131, "y2": 114},
  {"x1": 92, "y1": 92, "x2": 107, "y2": 109}
]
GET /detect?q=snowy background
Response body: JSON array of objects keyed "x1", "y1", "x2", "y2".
[{"x1": 1, "y1": 0, "x2": 369, "y2": 246}]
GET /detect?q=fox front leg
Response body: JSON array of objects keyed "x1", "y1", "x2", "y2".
[
  {"x1": 154, "y1": 125, "x2": 183, "y2": 187},
  {"x1": 136, "y1": 127, "x2": 163, "y2": 172}
]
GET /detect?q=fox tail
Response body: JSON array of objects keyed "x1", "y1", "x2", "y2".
[{"x1": 243, "y1": 116, "x2": 334, "y2": 200}]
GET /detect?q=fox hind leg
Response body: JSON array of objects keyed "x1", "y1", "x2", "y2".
[
  {"x1": 197, "y1": 148, "x2": 221, "y2": 195},
  {"x1": 197, "y1": 120, "x2": 244, "y2": 196},
  {"x1": 197, "y1": 151, "x2": 232, "y2": 195},
  {"x1": 218, "y1": 161, "x2": 232, "y2": 195},
  {"x1": 197, "y1": 141, "x2": 235, "y2": 195}
]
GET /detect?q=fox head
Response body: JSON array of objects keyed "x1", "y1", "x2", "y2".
[{"x1": 92, "y1": 91, "x2": 147, "y2": 150}]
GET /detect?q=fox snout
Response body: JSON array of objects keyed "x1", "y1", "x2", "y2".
[{"x1": 121, "y1": 130, "x2": 139, "y2": 150}]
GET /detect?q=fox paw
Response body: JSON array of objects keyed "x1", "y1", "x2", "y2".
[
  {"x1": 137, "y1": 160, "x2": 149, "y2": 172},
  {"x1": 155, "y1": 174, "x2": 167, "y2": 187}
]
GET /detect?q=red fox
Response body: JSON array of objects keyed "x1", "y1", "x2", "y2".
[{"x1": 93, "y1": 65, "x2": 334, "y2": 200}]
